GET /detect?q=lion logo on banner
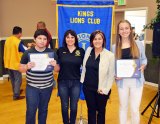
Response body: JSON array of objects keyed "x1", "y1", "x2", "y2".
[{"x1": 77, "y1": 33, "x2": 90, "y2": 50}]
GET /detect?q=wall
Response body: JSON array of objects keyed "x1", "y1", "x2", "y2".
[
  {"x1": 115, "y1": 0, "x2": 157, "y2": 41},
  {"x1": 0, "y1": 0, "x2": 157, "y2": 40},
  {"x1": 0, "y1": 0, "x2": 56, "y2": 37},
  {"x1": 0, "y1": 1, "x2": 2, "y2": 37},
  {"x1": 112, "y1": 11, "x2": 124, "y2": 44}
]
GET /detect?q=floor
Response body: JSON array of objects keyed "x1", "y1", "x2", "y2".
[{"x1": 0, "y1": 77, "x2": 159, "y2": 124}]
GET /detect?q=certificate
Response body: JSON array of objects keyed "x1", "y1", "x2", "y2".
[
  {"x1": 29, "y1": 52, "x2": 54, "y2": 72},
  {"x1": 116, "y1": 59, "x2": 141, "y2": 78}
]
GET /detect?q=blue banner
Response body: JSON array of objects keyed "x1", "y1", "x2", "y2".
[
  {"x1": 57, "y1": 0, "x2": 114, "y2": 50},
  {"x1": 57, "y1": 0, "x2": 114, "y2": 5}
]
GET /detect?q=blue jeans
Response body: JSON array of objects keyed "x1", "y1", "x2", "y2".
[
  {"x1": 58, "y1": 80, "x2": 81, "y2": 124},
  {"x1": 26, "y1": 85, "x2": 53, "y2": 124},
  {"x1": 8, "y1": 69, "x2": 22, "y2": 99}
]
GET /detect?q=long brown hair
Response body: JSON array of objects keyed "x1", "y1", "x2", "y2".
[{"x1": 115, "y1": 20, "x2": 139, "y2": 59}]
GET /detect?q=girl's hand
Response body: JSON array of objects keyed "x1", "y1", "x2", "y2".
[
  {"x1": 49, "y1": 59, "x2": 57, "y2": 67},
  {"x1": 27, "y1": 62, "x2": 35, "y2": 69}
]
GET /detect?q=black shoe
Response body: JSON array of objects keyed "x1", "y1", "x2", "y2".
[{"x1": 13, "y1": 96, "x2": 25, "y2": 100}]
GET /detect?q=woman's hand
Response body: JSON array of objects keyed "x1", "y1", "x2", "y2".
[
  {"x1": 138, "y1": 64, "x2": 146, "y2": 72},
  {"x1": 27, "y1": 62, "x2": 35, "y2": 69},
  {"x1": 115, "y1": 76, "x2": 122, "y2": 80},
  {"x1": 97, "y1": 89, "x2": 104, "y2": 95}
]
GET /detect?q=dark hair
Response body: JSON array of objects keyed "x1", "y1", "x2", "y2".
[
  {"x1": 34, "y1": 29, "x2": 48, "y2": 39},
  {"x1": 132, "y1": 27, "x2": 135, "y2": 30},
  {"x1": 63, "y1": 29, "x2": 79, "y2": 48},
  {"x1": 90, "y1": 30, "x2": 106, "y2": 48},
  {"x1": 12, "y1": 26, "x2": 22, "y2": 35}
]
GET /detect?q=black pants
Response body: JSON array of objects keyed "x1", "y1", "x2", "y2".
[{"x1": 83, "y1": 86, "x2": 110, "y2": 124}]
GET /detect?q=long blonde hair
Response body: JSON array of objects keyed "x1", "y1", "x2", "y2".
[{"x1": 115, "y1": 20, "x2": 139, "y2": 59}]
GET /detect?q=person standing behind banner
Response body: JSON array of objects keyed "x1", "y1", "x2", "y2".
[
  {"x1": 80, "y1": 30, "x2": 115, "y2": 124},
  {"x1": 112, "y1": 20, "x2": 147, "y2": 124},
  {"x1": 36, "y1": 21, "x2": 53, "y2": 49},
  {"x1": 19, "y1": 29, "x2": 60, "y2": 124},
  {"x1": 132, "y1": 27, "x2": 139, "y2": 41},
  {"x1": 4, "y1": 26, "x2": 26, "y2": 100},
  {"x1": 57, "y1": 30, "x2": 85, "y2": 124}
]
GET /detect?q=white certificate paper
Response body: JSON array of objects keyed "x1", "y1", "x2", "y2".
[
  {"x1": 29, "y1": 53, "x2": 54, "y2": 72},
  {"x1": 116, "y1": 59, "x2": 141, "y2": 78}
]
